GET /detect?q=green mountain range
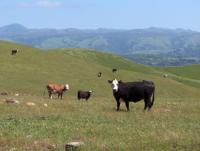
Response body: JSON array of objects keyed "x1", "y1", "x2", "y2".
[{"x1": 1, "y1": 24, "x2": 200, "y2": 66}]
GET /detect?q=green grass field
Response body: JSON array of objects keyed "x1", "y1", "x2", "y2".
[
  {"x1": 0, "y1": 41, "x2": 200, "y2": 151},
  {"x1": 156, "y1": 64, "x2": 200, "y2": 80}
]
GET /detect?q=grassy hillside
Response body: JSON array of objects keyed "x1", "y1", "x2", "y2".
[
  {"x1": 125, "y1": 53, "x2": 200, "y2": 66},
  {"x1": 0, "y1": 40, "x2": 156, "y2": 96},
  {"x1": 158, "y1": 64, "x2": 200, "y2": 80},
  {"x1": 0, "y1": 41, "x2": 200, "y2": 150},
  {"x1": 154, "y1": 64, "x2": 200, "y2": 89}
]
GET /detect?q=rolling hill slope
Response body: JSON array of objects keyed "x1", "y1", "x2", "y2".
[
  {"x1": 0, "y1": 40, "x2": 154, "y2": 96},
  {"x1": 157, "y1": 64, "x2": 200, "y2": 80},
  {"x1": 1, "y1": 41, "x2": 200, "y2": 150},
  {"x1": 0, "y1": 40, "x2": 200, "y2": 99}
]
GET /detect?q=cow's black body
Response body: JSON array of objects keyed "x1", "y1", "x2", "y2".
[
  {"x1": 109, "y1": 80, "x2": 155, "y2": 111},
  {"x1": 77, "y1": 90, "x2": 92, "y2": 101},
  {"x1": 112, "y1": 68, "x2": 117, "y2": 73},
  {"x1": 11, "y1": 49, "x2": 19, "y2": 55}
]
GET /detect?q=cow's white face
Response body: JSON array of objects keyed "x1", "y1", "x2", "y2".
[
  {"x1": 111, "y1": 79, "x2": 119, "y2": 92},
  {"x1": 89, "y1": 90, "x2": 92, "y2": 93},
  {"x1": 65, "y1": 84, "x2": 69, "y2": 90}
]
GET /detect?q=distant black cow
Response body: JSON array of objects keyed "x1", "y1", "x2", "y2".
[
  {"x1": 77, "y1": 90, "x2": 93, "y2": 101},
  {"x1": 112, "y1": 68, "x2": 117, "y2": 73},
  {"x1": 108, "y1": 79, "x2": 155, "y2": 111},
  {"x1": 11, "y1": 49, "x2": 19, "y2": 55},
  {"x1": 97, "y1": 72, "x2": 102, "y2": 78}
]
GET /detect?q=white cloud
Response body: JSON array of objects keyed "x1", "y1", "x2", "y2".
[{"x1": 37, "y1": 0, "x2": 62, "y2": 8}]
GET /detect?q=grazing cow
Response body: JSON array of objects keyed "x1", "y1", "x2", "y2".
[
  {"x1": 163, "y1": 74, "x2": 168, "y2": 78},
  {"x1": 77, "y1": 90, "x2": 92, "y2": 101},
  {"x1": 108, "y1": 79, "x2": 155, "y2": 111},
  {"x1": 97, "y1": 72, "x2": 102, "y2": 78},
  {"x1": 46, "y1": 84, "x2": 69, "y2": 99},
  {"x1": 112, "y1": 68, "x2": 117, "y2": 73},
  {"x1": 11, "y1": 49, "x2": 19, "y2": 55}
]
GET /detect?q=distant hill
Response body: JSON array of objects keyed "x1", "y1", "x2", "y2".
[
  {"x1": 0, "y1": 40, "x2": 155, "y2": 95},
  {"x1": 1, "y1": 24, "x2": 200, "y2": 66},
  {"x1": 0, "y1": 24, "x2": 200, "y2": 55},
  {"x1": 1, "y1": 40, "x2": 200, "y2": 96}
]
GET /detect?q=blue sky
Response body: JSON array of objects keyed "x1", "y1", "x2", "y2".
[{"x1": 1, "y1": 0, "x2": 200, "y2": 31}]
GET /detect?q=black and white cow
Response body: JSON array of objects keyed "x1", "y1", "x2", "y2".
[
  {"x1": 77, "y1": 90, "x2": 93, "y2": 101},
  {"x1": 11, "y1": 49, "x2": 19, "y2": 55},
  {"x1": 97, "y1": 72, "x2": 102, "y2": 78},
  {"x1": 108, "y1": 79, "x2": 155, "y2": 111},
  {"x1": 112, "y1": 68, "x2": 117, "y2": 73}
]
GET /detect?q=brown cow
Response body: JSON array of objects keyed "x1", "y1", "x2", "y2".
[{"x1": 46, "y1": 84, "x2": 69, "y2": 99}]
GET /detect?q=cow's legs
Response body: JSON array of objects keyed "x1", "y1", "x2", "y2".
[
  {"x1": 145, "y1": 98, "x2": 151, "y2": 110},
  {"x1": 144, "y1": 100, "x2": 148, "y2": 110},
  {"x1": 116, "y1": 100, "x2": 121, "y2": 111},
  {"x1": 57, "y1": 92, "x2": 63, "y2": 99},
  {"x1": 148, "y1": 100, "x2": 152, "y2": 110},
  {"x1": 114, "y1": 96, "x2": 121, "y2": 111},
  {"x1": 60, "y1": 93, "x2": 63, "y2": 99},
  {"x1": 48, "y1": 91, "x2": 52, "y2": 99},
  {"x1": 125, "y1": 101, "x2": 130, "y2": 112}
]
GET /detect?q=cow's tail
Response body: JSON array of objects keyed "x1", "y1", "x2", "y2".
[{"x1": 150, "y1": 87, "x2": 155, "y2": 108}]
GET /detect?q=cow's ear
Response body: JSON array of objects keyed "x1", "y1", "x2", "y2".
[
  {"x1": 119, "y1": 80, "x2": 122, "y2": 83},
  {"x1": 108, "y1": 80, "x2": 112, "y2": 83}
]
